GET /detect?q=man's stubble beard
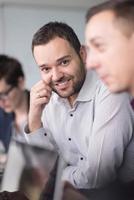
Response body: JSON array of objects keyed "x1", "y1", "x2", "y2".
[{"x1": 52, "y1": 62, "x2": 86, "y2": 98}]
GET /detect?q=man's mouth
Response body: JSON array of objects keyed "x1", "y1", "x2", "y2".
[{"x1": 54, "y1": 78, "x2": 71, "y2": 90}]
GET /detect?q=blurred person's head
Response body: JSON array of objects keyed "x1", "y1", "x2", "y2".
[
  {"x1": 0, "y1": 55, "x2": 25, "y2": 112},
  {"x1": 85, "y1": 1, "x2": 134, "y2": 95},
  {"x1": 32, "y1": 22, "x2": 87, "y2": 103}
]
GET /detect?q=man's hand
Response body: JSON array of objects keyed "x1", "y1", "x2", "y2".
[{"x1": 28, "y1": 77, "x2": 52, "y2": 132}]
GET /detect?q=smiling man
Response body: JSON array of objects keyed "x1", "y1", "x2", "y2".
[
  {"x1": 25, "y1": 22, "x2": 134, "y2": 191},
  {"x1": 85, "y1": 0, "x2": 134, "y2": 96}
]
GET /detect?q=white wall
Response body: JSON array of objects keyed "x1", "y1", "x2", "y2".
[
  {"x1": 0, "y1": 5, "x2": 5, "y2": 52},
  {"x1": 0, "y1": 5, "x2": 87, "y2": 88},
  {"x1": 0, "y1": 1, "x2": 104, "y2": 88},
  {"x1": 0, "y1": 0, "x2": 105, "y2": 9}
]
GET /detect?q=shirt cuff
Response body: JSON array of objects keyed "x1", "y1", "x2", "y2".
[
  {"x1": 23, "y1": 123, "x2": 55, "y2": 150},
  {"x1": 62, "y1": 166, "x2": 90, "y2": 189}
]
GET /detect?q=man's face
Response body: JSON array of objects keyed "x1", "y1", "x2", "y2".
[
  {"x1": 85, "y1": 11, "x2": 134, "y2": 95},
  {"x1": 33, "y1": 37, "x2": 86, "y2": 101},
  {"x1": 0, "y1": 79, "x2": 24, "y2": 113}
]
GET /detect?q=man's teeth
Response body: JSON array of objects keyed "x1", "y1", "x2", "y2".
[{"x1": 56, "y1": 80, "x2": 69, "y2": 86}]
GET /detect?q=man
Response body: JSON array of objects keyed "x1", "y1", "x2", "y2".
[
  {"x1": 0, "y1": 56, "x2": 14, "y2": 152},
  {"x1": 0, "y1": 55, "x2": 29, "y2": 145},
  {"x1": 85, "y1": 2, "x2": 134, "y2": 198},
  {"x1": 25, "y1": 22, "x2": 134, "y2": 190},
  {"x1": 85, "y1": 0, "x2": 134, "y2": 96}
]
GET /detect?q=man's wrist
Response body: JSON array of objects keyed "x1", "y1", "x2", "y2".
[{"x1": 26, "y1": 122, "x2": 43, "y2": 133}]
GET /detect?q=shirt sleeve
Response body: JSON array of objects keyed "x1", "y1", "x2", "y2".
[
  {"x1": 62, "y1": 83, "x2": 134, "y2": 188},
  {"x1": 24, "y1": 123, "x2": 57, "y2": 151}
]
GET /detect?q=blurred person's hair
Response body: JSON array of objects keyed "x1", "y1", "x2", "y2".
[
  {"x1": 86, "y1": 0, "x2": 134, "y2": 37},
  {"x1": 0, "y1": 55, "x2": 24, "y2": 86},
  {"x1": 32, "y1": 21, "x2": 81, "y2": 56}
]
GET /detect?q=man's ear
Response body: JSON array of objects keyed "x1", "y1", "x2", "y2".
[{"x1": 79, "y1": 45, "x2": 87, "y2": 64}]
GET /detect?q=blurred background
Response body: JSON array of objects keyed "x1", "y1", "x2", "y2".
[{"x1": 0, "y1": 0, "x2": 105, "y2": 88}]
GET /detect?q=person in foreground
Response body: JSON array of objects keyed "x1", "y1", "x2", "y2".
[
  {"x1": 85, "y1": 1, "x2": 134, "y2": 198},
  {"x1": 25, "y1": 22, "x2": 134, "y2": 191},
  {"x1": 85, "y1": 0, "x2": 134, "y2": 96}
]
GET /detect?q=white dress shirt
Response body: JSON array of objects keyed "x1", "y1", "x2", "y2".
[{"x1": 24, "y1": 70, "x2": 134, "y2": 189}]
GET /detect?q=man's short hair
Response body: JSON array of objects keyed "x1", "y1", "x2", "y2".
[
  {"x1": 86, "y1": 1, "x2": 134, "y2": 37},
  {"x1": 32, "y1": 21, "x2": 81, "y2": 56}
]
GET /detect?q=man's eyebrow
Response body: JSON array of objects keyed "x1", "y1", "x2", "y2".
[
  {"x1": 56, "y1": 55, "x2": 71, "y2": 64},
  {"x1": 38, "y1": 55, "x2": 72, "y2": 68},
  {"x1": 89, "y1": 36, "x2": 103, "y2": 44},
  {"x1": 39, "y1": 64, "x2": 48, "y2": 69}
]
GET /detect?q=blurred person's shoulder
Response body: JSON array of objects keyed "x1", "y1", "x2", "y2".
[{"x1": 96, "y1": 79, "x2": 132, "y2": 101}]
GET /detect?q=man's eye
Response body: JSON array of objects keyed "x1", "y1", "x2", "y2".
[
  {"x1": 94, "y1": 43, "x2": 101, "y2": 48},
  {"x1": 94, "y1": 43, "x2": 105, "y2": 51},
  {"x1": 41, "y1": 67, "x2": 50, "y2": 73},
  {"x1": 61, "y1": 59, "x2": 70, "y2": 66}
]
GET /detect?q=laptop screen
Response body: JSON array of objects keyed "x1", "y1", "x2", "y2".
[{"x1": 1, "y1": 140, "x2": 62, "y2": 200}]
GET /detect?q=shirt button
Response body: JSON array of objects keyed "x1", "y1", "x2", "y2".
[
  {"x1": 44, "y1": 133, "x2": 47, "y2": 136},
  {"x1": 80, "y1": 157, "x2": 83, "y2": 160},
  {"x1": 68, "y1": 138, "x2": 71, "y2": 141},
  {"x1": 70, "y1": 113, "x2": 73, "y2": 117}
]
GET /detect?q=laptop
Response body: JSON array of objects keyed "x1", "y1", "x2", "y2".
[{"x1": 1, "y1": 140, "x2": 65, "y2": 200}]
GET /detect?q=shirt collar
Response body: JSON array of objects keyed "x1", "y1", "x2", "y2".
[{"x1": 76, "y1": 70, "x2": 98, "y2": 102}]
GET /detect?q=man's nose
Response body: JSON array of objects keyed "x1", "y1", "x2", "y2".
[
  {"x1": 52, "y1": 67, "x2": 63, "y2": 81},
  {"x1": 86, "y1": 52, "x2": 99, "y2": 70}
]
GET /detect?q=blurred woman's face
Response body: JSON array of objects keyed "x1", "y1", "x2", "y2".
[{"x1": 0, "y1": 78, "x2": 24, "y2": 113}]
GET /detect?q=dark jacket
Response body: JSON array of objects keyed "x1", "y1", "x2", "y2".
[
  {"x1": 0, "y1": 108, "x2": 13, "y2": 152},
  {"x1": 0, "y1": 90, "x2": 30, "y2": 152}
]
